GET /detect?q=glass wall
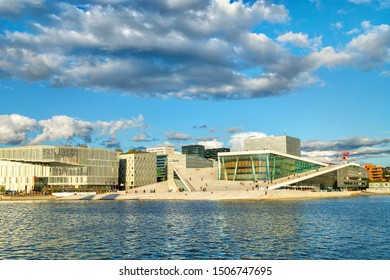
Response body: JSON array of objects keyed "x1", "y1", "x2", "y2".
[{"x1": 219, "y1": 153, "x2": 322, "y2": 181}]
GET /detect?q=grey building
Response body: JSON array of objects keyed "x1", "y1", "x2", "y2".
[
  {"x1": 182, "y1": 145, "x2": 206, "y2": 158},
  {"x1": 244, "y1": 135, "x2": 301, "y2": 157},
  {"x1": 205, "y1": 148, "x2": 230, "y2": 161}
]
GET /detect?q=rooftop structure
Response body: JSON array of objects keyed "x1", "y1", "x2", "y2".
[
  {"x1": 146, "y1": 146, "x2": 175, "y2": 156},
  {"x1": 244, "y1": 135, "x2": 301, "y2": 157}
]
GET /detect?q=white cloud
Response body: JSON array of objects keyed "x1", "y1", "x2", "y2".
[
  {"x1": 96, "y1": 115, "x2": 144, "y2": 138},
  {"x1": 30, "y1": 115, "x2": 94, "y2": 145},
  {"x1": 0, "y1": 0, "x2": 43, "y2": 16},
  {"x1": 361, "y1": 20, "x2": 372, "y2": 30},
  {"x1": 347, "y1": 24, "x2": 390, "y2": 68},
  {"x1": 0, "y1": 1, "x2": 388, "y2": 100},
  {"x1": 347, "y1": 28, "x2": 360, "y2": 36},
  {"x1": 198, "y1": 139, "x2": 224, "y2": 149},
  {"x1": 0, "y1": 114, "x2": 37, "y2": 145},
  {"x1": 228, "y1": 132, "x2": 268, "y2": 151},
  {"x1": 331, "y1": 21, "x2": 344, "y2": 30},
  {"x1": 277, "y1": 32, "x2": 309, "y2": 48},
  {"x1": 0, "y1": 114, "x2": 145, "y2": 147}
]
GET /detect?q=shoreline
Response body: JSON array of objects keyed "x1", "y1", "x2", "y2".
[{"x1": 1, "y1": 190, "x2": 390, "y2": 202}]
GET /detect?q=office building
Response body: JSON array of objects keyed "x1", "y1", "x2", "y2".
[
  {"x1": 0, "y1": 145, "x2": 119, "y2": 193},
  {"x1": 205, "y1": 148, "x2": 230, "y2": 161},
  {"x1": 167, "y1": 153, "x2": 213, "y2": 181},
  {"x1": 182, "y1": 145, "x2": 205, "y2": 158},
  {"x1": 119, "y1": 151, "x2": 157, "y2": 189},
  {"x1": 146, "y1": 146, "x2": 176, "y2": 182}
]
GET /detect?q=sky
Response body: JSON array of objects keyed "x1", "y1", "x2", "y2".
[{"x1": 0, "y1": 0, "x2": 389, "y2": 166}]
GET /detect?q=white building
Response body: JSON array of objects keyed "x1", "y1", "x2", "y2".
[
  {"x1": 146, "y1": 146, "x2": 175, "y2": 156},
  {"x1": 0, "y1": 146, "x2": 119, "y2": 193},
  {"x1": 119, "y1": 151, "x2": 157, "y2": 189},
  {"x1": 167, "y1": 153, "x2": 213, "y2": 181}
]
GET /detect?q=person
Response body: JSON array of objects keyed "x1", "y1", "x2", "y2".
[{"x1": 265, "y1": 186, "x2": 268, "y2": 196}]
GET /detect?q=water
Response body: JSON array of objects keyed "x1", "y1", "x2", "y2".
[{"x1": 1, "y1": 196, "x2": 390, "y2": 260}]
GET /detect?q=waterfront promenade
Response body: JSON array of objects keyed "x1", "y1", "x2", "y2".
[{"x1": 1, "y1": 189, "x2": 388, "y2": 202}]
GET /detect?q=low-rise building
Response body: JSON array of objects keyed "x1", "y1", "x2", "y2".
[
  {"x1": 364, "y1": 164, "x2": 384, "y2": 181},
  {"x1": 367, "y1": 181, "x2": 390, "y2": 192}
]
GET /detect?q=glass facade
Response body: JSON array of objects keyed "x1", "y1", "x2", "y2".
[{"x1": 218, "y1": 152, "x2": 323, "y2": 181}]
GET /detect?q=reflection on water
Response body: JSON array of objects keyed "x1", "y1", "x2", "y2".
[{"x1": 1, "y1": 196, "x2": 390, "y2": 260}]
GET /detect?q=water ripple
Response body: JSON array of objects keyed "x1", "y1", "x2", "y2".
[{"x1": 1, "y1": 197, "x2": 390, "y2": 259}]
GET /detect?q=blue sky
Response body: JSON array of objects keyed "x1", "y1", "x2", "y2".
[{"x1": 0, "y1": 0, "x2": 389, "y2": 166}]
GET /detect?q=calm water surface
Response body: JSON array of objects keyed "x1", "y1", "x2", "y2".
[{"x1": 1, "y1": 196, "x2": 390, "y2": 260}]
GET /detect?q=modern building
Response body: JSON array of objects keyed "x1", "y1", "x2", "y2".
[
  {"x1": 146, "y1": 146, "x2": 176, "y2": 182},
  {"x1": 146, "y1": 146, "x2": 175, "y2": 156},
  {"x1": 367, "y1": 181, "x2": 390, "y2": 192},
  {"x1": 244, "y1": 135, "x2": 301, "y2": 157},
  {"x1": 218, "y1": 149, "x2": 325, "y2": 182},
  {"x1": 182, "y1": 145, "x2": 206, "y2": 158},
  {"x1": 118, "y1": 151, "x2": 157, "y2": 189},
  {"x1": 364, "y1": 164, "x2": 384, "y2": 181},
  {"x1": 0, "y1": 145, "x2": 119, "y2": 193},
  {"x1": 167, "y1": 153, "x2": 213, "y2": 181},
  {"x1": 291, "y1": 164, "x2": 369, "y2": 191},
  {"x1": 218, "y1": 149, "x2": 368, "y2": 191},
  {"x1": 205, "y1": 148, "x2": 230, "y2": 161}
]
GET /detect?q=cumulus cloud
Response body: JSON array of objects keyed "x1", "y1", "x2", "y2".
[
  {"x1": 228, "y1": 132, "x2": 268, "y2": 151},
  {"x1": 30, "y1": 115, "x2": 94, "y2": 145},
  {"x1": 198, "y1": 139, "x2": 224, "y2": 149},
  {"x1": 0, "y1": 1, "x2": 389, "y2": 99},
  {"x1": 0, "y1": 114, "x2": 37, "y2": 145},
  {"x1": 0, "y1": 114, "x2": 145, "y2": 147},
  {"x1": 0, "y1": 0, "x2": 43, "y2": 17},
  {"x1": 277, "y1": 32, "x2": 309, "y2": 48},
  {"x1": 96, "y1": 115, "x2": 144, "y2": 139}
]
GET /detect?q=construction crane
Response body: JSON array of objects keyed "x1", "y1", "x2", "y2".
[{"x1": 337, "y1": 151, "x2": 357, "y2": 163}]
